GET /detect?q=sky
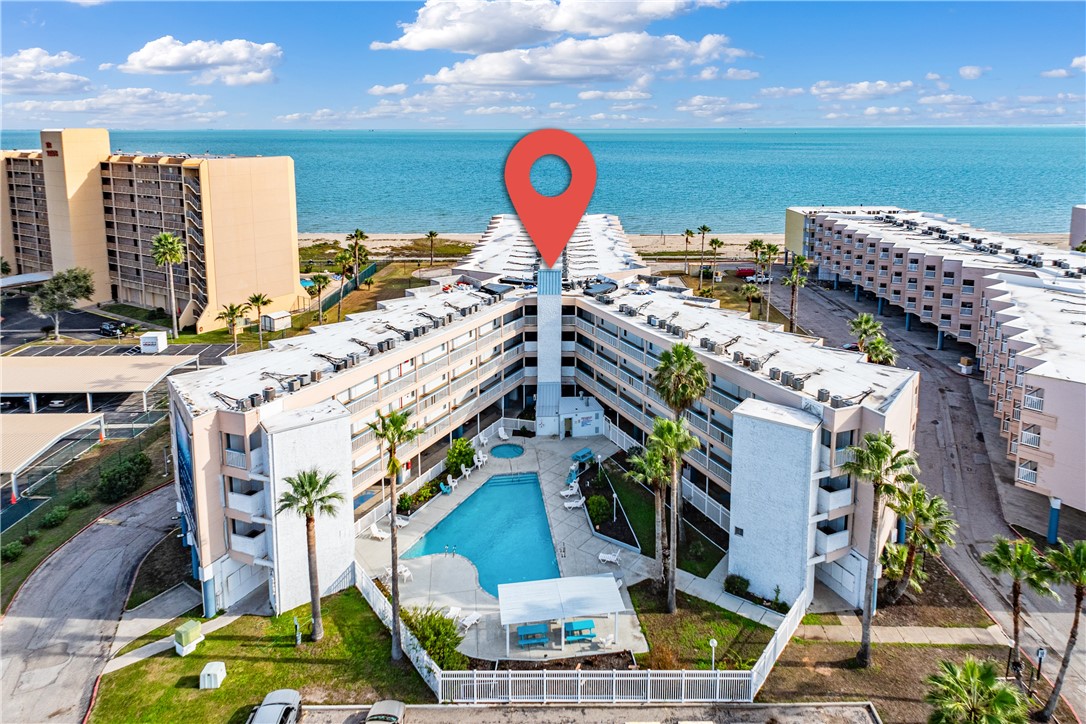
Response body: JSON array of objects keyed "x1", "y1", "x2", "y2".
[{"x1": 2, "y1": 0, "x2": 1084, "y2": 129}]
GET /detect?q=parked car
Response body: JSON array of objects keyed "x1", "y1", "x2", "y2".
[
  {"x1": 366, "y1": 700, "x2": 407, "y2": 723},
  {"x1": 841, "y1": 343, "x2": 861, "y2": 351},
  {"x1": 734, "y1": 267, "x2": 757, "y2": 278},
  {"x1": 246, "y1": 690, "x2": 302, "y2": 724},
  {"x1": 47, "y1": 397, "x2": 69, "y2": 409},
  {"x1": 752, "y1": 274, "x2": 773, "y2": 284},
  {"x1": 98, "y1": 321, "x2": 124, "y2": 338}
]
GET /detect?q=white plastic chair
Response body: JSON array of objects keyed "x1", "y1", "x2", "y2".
[
  {"x1": 459, "y1": 611, "x2": 482, "y2": 630},
  {"x1": 564, "y1": 496, "x2": 586, "y2": 510},
  {"x1": 498, "y1": 427, "x2": 510, "y2": 441},
  {"x1": 599, "y1": 549, "x2": 621, "y2": 565},
  {"x1": 560, "y1": 484, "x2": 581, "y2": 499},
  {"x1": 368, "y1": 523, "x2": 390, "y2": 541}
]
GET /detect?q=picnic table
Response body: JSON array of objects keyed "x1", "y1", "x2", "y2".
[
  {"x1": 563, "y1": 619, "x2": 596, "y2": 642},
  {"x1": 571, "y1": 448, "x2": 594, "y2": 463},
  {"x1": 517, "y1": 623, "x2": 549, "y2": 648}
]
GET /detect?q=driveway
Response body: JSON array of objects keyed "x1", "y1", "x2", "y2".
[
  {"x1": 0, "y1": 295, "x2": 114, "y2": 353},
  {"x1": 0, "y1": 486, "x2": 177, "y2": 724},
  {"x1": 790, "y1": 280, "x2": 1084, "y2": 717}
]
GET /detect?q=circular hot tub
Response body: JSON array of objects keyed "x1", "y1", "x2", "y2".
[{"x1": 490, "y1": 443, "x2": 525, "y2": 459}]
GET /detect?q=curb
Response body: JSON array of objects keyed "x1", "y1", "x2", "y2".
[
  {"x1": 120, "y1": 527, "x2": 181, "y2": 614},
  {"x1": 81, "y1": 675, "x2": 102, "y2": 724}
]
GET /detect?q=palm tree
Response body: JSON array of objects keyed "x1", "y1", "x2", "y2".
[
  {"x1": 881, "y1": 542, "x2": 928, "y2": 596},
  {"x1": 368, "y1": 410, "x2": 422, "y2": 662},
  {"x1": 247, "y1": 292, "x2": 272, "y2": 350},
  {"x1": 745, "y1": 238, "x2": 765, "y2": 266},
  {"x1": 739, "y1": 282, "x2": 761, "y2": 315},
  {"x1": 1, "y1": 257, "x2": 11, "y2": 276},
  {"x1": 885, "y1": 482, "x2": 957, "y2": 604},
  {"x1": 842, "y1": 431, "x2": 918, "y2": 667},
  {"x1": 652, "y1": 343, "x2": 708, "y2": 548},
  {"x1": 682, "y1": 229, "x2": 695, "y2": 275},
  {"x1": 626, "y1": 444, "x2": 670, "y2": 588},
  {"x1": 216, "y1": 302, "x2": 251, "y2": 355},
  {"x1": 345, "y1": 229, "x2": 369, "y2": 282},
  {"x1": 781, "y1": 254, "x2": 810, "y2": 333},
  {"x1": 848, "y1": 312, "x2": 884, "y2": 352},
  {"x1": 696, "y1": 224, "x2": 711, "y2": 291},
  {"x1": 334, "y1": 251, "x2": 353, "y2": 322},
  {"x1": 980, "y1": 536, "x2": 1057, "y2": 686},
  {"x1": 760, "y1": 243, "x2": 780, "y2": 322},
  {"x1": 1036, "y1": 539, "x2": 1086, "y2": 722},
  {"x1": 708, "y1": 238, "x2": 723, "y2": 291},
  {"x1": 426, "y1": 231, "x2": 439, "y2": 267},
  {"x1": 276, "y1": 469, "x2": 344, "y2": 642},
  {"x1": 648, "y1": 417, "x2": 700, "y2": 613},
  {"x1": 309, "y1": 273, "x2": 332, "y2": 324},
  {"x1": 925, "y1": 656, "x2": 1028, "y2": 724},
  {"x1": 151, "y1": 232, "x2": 185, "y2": 339},
  {"x1": 865, "y1": 336, "x2": 899, "y2": 366}
]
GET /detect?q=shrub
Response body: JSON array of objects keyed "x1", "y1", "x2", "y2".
[
  {"x1": 69, "y1": 489, "x2": 92, "y2": 509},
  {"x1": 98, "y1": 451, "x2": 153, "y2": 503},
  {"x1": 586, "y1": 495, "x2": 610, "y2": 526},
  {"x1": 40, "y1": 505, "x2": 70, "y2": 529},
  {"x1": 644, "y1": 643, "x2": 679, "y2": 670},
  {"x1": 1, "y1": 542, "x2": 25, "y2": 563},
  {"x1": 724, "y1": 574, "x2": 750, "y2": 597},
  {"x1": 687, "y1": 538, "x2": 706, "y2": 560},
  {"x1": 446, "y1": 438, "x2": 475, "y2": 477},
  {"x1": 21, "y1": 529, "x2": 40, "y2": 546},
  {"x1": 401, "y1": 605, "x2": 468, "y2": 670},
  {"x1": 397, "y1": 494, "x2": 412, "y2": 514}
]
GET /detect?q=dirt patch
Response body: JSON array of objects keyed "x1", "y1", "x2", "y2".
[
  {"x1": 873, "y1": 557, "x2": 993, "y2": 629},
  {"x1": 578, "y1": 463, "x2": 639, "y2": 549},
  {"x1": 467, "y1": 651, "x2": 637, "y2": 671},
  {"x1": 127, "y1": 528, "x2": 192, "y2": 609}
]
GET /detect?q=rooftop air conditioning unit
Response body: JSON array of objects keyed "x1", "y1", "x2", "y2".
[
  {"x1": 769, "y1": 367, "x2": 781, "y2": 381},
  {"x1": 657, "y1": 319, "x2": 668, "y2": 329},
  {"x1": 780, "y1": 370, "x2": 794, "y2": 386},
  {"x1": 299, "y1": 373, "x2": 311, "y2": 386},
  {"x1": 749, "y1": 359, "x2": 762, "y2": 372},
  {"x1": 460, "y1": 308, "x2": 470, "y2": 317},
  {"x1": 665, "y1": 323, "x2": 675, "y2": 334},
  {"x1": 673, "y1": 327, "x2": 684, "y2": 338},
  {"x1": 403, "y1": 330, "x2": 415, "y2": 341},
  {"x1": 700, "y1": 337, "x2": 712, "y2": 349},
  {"x1": 237, "y1": 398, "x2": 251, "y2": 411},
  {"x1": 288, "y1": 378, "x2": 301, "y2": 392},
  {"x1": 647, "y1": 315, "x2": 658, "y2": 326},
  {"x1": 817, "y1": 388, "x2": 830, "y2": 402},
  {"x1": 792, "y1": 377, "x2": 806, "y2": 391},
  {"x1": 248, "y1": 393, "x2": 263, "y2": 408},
  {"x1": 712, "y1": 343, "x2": 725, "y2": 354},
  {"x1": 445, "y1": 313, "x2": 454, "y2": 324},
  {"x1": 831, "y1": 395, "x2": 843, "y2": 408},
  {"x1": 386, "y1": 338, "x2": 397, "y2": 350},
  {"x1": 732, "y1": 351, "x2": 744, "y2": 363},
  {"x1": 316, "y1": 366, "x2": 329, "y2": 378},
  {"x1": 262, "y1": 386, "x2": 277, "y2": 403}
]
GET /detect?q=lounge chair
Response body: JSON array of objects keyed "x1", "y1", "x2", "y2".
[
  {"x1": 444, "y1": 606, "x2": 462, "y2": 621},
  {"x1": 398, "y1": 565, "x2": 413, "y2": 582},
  {"x1": 560, "y1": 484, "x2": 581, "y2": 498},
  {"x1": 459, "y1": 611, "x2": 482, "y2": 630},
  {"x1": 564, "y1": 496, "x2": 586, "y2": 510},
  {"x1": 440, "y1": 482, "x2": 453, "y2": 495},
  {"x1": 447, "y1": 474, "x2": 459, "y2": 491},
  {"x1": 498, "y1": 427, "x2": 510, "y2": 441},
  {"x1": 394, "y1": 516, "x2": 409, "y2": 528},
  {"x1": 599, "y1": 549, "x2": 621, "y2": 565},
  {"x1": 463, "y1": 464, "x2": 474, "y2": 479},
  {"x1": 368, "y1": 523, "x2": 390, "y2": 541}
]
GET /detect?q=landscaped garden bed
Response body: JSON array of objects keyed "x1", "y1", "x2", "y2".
[
  {"x1": 467, "y1": 651, "x2": 637, "y2": 670},
  {"x1": 396, "y1": 475, "x2": 445, "y2": 517},
  {"x1": 578, "y1": 462, "x2": 639, "y2": 550},
  {"x1": 871, "y1": 556, "x2": 993, "y2": 629}
]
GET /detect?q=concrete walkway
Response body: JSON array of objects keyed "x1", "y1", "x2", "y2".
[
  {"x1": 797, "y1": 618, "x2": 1009, "y2": 646},
  {"x1": 103, "y1": 613, "x2": 241, "y2": 674},
  {"x1": 107, "y1": 583, "x2": 202, "y2": 657}
]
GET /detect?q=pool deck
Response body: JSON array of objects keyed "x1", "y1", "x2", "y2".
[{"x1": 354, "y1": 434, "x2": 652, "y2": 661}]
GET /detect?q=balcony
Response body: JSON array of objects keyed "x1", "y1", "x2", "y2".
[
  {"x1": 227, "y1": 488, "x2": 266, "y2": 518},
  {"x1": 224, "y1": 448, "x2": 247, "y2": 469},
  {"x1": 833, "y1": 448, "x2": 854, "y2": 467},
  {"x1": 817, "y1": 482, "x2": 853, "y2": 514},
  {"x1": 921, "y1": 310, "x2": 933, "y2": 319},
  {"x1": 232, "y1": 528, "x2": 268, "y2": 558},
  {"x1": 815, "y1": 526, "x2": 850, "y2": 555},
  {"x1": 708, "y1": 459, "x2": 731, "y2": 484},
  {"x1": 1020, "y1": 431, "x2": 1041, "y2": 448},
  {"x1": 939, "y1": 319, "x2": 951, "y2": 328},
  {"x1": 1023, "y1": 394, "x2": 1044, "y2": 412},
  {"x1": 1017, "y1": 466, "x2": 1038, "y2": 485}
]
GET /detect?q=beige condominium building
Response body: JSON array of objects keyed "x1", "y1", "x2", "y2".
[
  {"x1": 2, "y1": 129, "x2": 308, "y2": 332},
  {"x1": 786, "y1": 206, "x2": 1086, "y2": 519},
  {"x1": 168, "y1": 214, "x2": 918, "y2": 618}
]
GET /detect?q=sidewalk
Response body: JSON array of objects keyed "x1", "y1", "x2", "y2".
[
  {"x1": 108, "y1": 583, "x2": 202, "y2": 657},
  {"x1": 797, "y1": 617, "x2": 1009, "y2": 646},
  {"x1": 103, "y1": 612, "x2": 240, "y2": 674}
]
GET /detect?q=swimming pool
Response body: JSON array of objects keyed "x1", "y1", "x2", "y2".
[
  {"x1": 300, "y1": 278, "x2": 314, "y2": 288},
  {"x1": 490, "y1": 443, "x2": 524, "y2": 459},
  {"x1": 403, "y1": 473, "x2": 558, "y2": 596}
]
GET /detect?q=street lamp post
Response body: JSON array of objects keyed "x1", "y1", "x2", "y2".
[{"x1": 709, "y1": 637, "x2": 718, "y2": 670}]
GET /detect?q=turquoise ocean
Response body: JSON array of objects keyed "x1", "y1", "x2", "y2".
[{"x1": 2, "y1": 128, "x2": 1082, "y2": 234}]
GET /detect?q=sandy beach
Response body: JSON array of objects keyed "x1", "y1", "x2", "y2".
[{"x1": 299, "y1": 231, "x2": 1070, "y2": 257}]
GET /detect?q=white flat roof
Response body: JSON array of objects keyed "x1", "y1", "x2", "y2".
[
  {"x1": 498, "y1": 574, "x2": 625, "y2": 627},
  {"x1": 1, "y1": 355, "x2": 199, "y2": 395},
  {"x1": 733, "y1": 398, "x2": 821, "y2": 430},
  {"x1": 0, "y1": 413, "x2": 102, "y2": 475}
]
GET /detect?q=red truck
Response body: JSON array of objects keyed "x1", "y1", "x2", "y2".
[{"x1": 734, "y1": 267, "x2": 757, "y2": 278}]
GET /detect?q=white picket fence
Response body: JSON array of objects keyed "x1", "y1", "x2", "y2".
[
  {"x1": 603, "y1": 417, "x2": 639, "y2": 452},
  {"x1": 681, "y1": 479, "x2": 731, "y2": 531},
  {"x1": 750, "y1": 588, "x2": 810, "y2": 691}
]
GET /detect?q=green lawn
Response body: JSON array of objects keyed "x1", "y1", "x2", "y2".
[
  {"x1": 630, "y1": 583, "x2": 773, "y2": 670},
  {"x1": 100, "y1": 303, "x2": 171, "y2": 327},
  {"x1": 114, "y1": 606, "x2": 204, "y2": 657},
  {"x1": 91, "y1": 589, "x2": 433, "y2": 723},
  {"x1": 801, "y1": 612, "x2": 841, "y2": 626}
]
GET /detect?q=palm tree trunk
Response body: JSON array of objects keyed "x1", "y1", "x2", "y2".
[
  {"x1": 673, "y1": 411, "x2": 688, "y2": 547},
  {"x1": 857, "y1": 502, "x2": 881, "y2": 667},
  {"x1": 698, "y1": 235, "x2": 706, "y2": 291},
  {"x1": 654, "y1": 487, "x2": 666, "y2": 588},
  {"x1": 167, "y1": 263, "x2": 179, "y2": 338},
  {"x1": 684, "y1": 243, "x2": 689, "y2": 276},
  {"x1": 746, "y1": 297, "x2": 753, "y2": 314},
  {"x1": 256, "y1": 307, "x2": 264, "y2": 350},
  {"x1": 764, "y1": 282, "x2": 772, "y2": 323},
  {"x1": 668, "y1": 460, "x2": 680, "y2": 614},
  {"x1": 390, "y1": 466, "x2": 403, "y2": 662},
  {"x1": 789, "y1": 283, "x2": 799, "y2": 334},
  {"x1": 1039, "y1": 586, "x2": 1081, "y2": 721},
  {"x1": 232, "y1": 325, "x2": 239, "y2": 355},
  {"x1": 430, "y1": 239, "x2": 434, "y2": 267},
  {"x1": 306, "y1": 515, "x2": 324, "y2": 641},
  {"x1": 337, "y1": 280, "x2": 345, "y2": 323},
  {"x1": 886, "y1": 540, "x2": 918, "y2": 605},
  {"x1": 1012, "y1": 581, "x2": 1022, "y2": 684}
]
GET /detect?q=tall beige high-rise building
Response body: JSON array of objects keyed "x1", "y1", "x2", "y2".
[{"x1": 2, "y1": 129, "x2": 308, "y2": 332}]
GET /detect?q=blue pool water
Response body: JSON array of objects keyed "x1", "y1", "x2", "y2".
[
  {"x1": 353, "y1": 489, "x2": 376, "y2": 510},
  {"x1": 490, "y1": 443, "x2": 524, "y2": 459},
  {"x1": 403, "y1": 473, "x2": 559, "y2": 596},
  {"x1": 299, "y1": 278, "x2": 314, "y2": 288}
]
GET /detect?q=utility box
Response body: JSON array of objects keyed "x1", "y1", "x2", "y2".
[
  {"x1": 175, "y1": 620, "x2": 204, "y2": 656},
  {"x1": 958, "y1": 356, "x2": 975, "y2": 375},
  {"x1": 199, "y1": 661, "x2": 227, "y2": 690},
  {"x1": 139, "y1": 331, "x2": 168, "y2": 354},
  {"x1": 262, "y1": 310, "x2": 291, "y2": 332}
]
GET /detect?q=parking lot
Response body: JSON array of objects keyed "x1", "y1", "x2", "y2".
[
  {"x1": 0, "y1": 294, "x2": 118, "y2": 352},
  {"x1": 9, "y1": 342, "x2": 233, "y2": 366}
]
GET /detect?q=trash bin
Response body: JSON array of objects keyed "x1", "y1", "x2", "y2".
[{"x1": 200, "y1": 661, "x2": 227, "y2": 689}]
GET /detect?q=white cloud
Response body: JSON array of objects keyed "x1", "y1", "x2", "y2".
[
  {"x1": 368, "y1": 83, "x2": 408, "y2": 96},
  {"x1": 578, "y1": 88, "x2": 651, "y2": 100},
  {"x1": 925, "y1": 72, "x2": 941, "y2": 80},
  {"x1": 723, "y1": 67, "x2": 758, "y2": 80},
  {"x1": 698, "y1": 66, "x2": 718, "y2": 80},
  {"x1": 7, "y1": 87, "x2": 225, "y2": 125},
  {"x1": 675, "y1": 94, "x2": 759, "y2": 118},
  {"x1": 863, "y1": 106, "x2": 912, "y2": 116},
  {"x1": 371, "y1": 0, "x2": 729, "y2": 54},
  {"x1": 278, "y1": 86, "x2": 535, "y2": 124},
  {"x1": 1073, "y1": 56, "x2": 1086, "y2": 71},
  {"x1": 464, "y1": 105, "x2": 535, "y2": 115},
  {"x1": 810, "y1": 80, "x2": 914, "y2": 100},
  {"x1": 1, "y1": 48, "x2": 91, "y2": 95},
  {"x1": 958, "y1": 65, "x2": 989, "y2": 80},
  {"x1": 611, "y1": 102, "x2": 652, "y2": 111},
  {"x1": 758, "y1": 86, "x2": 804, "y2": 98},
  {"x1": 918, "y1": 94, "x2": 976, "y2": 105},
  {"x1": 1040, "y1": 69, "x2": 1070, "y2": 78},
  {"x1": 823, "y1": 112, "x2": 851, "y2": 120},
  {"x1": 423, "y1": 32, "x2": 746, "y2": 86},
  {"x1": 1017, "y1": 93, "x2": 1084, "y2": 105},
  {"x1": 548, "y1": 101, "x2": 576, "y2": 110},
  {"x1": 116, "y1": 35, "x2": 282, "y2": 85}
]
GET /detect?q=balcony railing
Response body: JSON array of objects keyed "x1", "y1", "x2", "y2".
[
  {"x1": 817, "y1": 485, "x2": 853, "y2": 514},
  {"x1": 1020, "y1": 431, "x2": 1041, "y2": 448},
  {"x1": 1023, "y1": 394, "x2": 1044, "y2": 412},
  {"x1": 231, "y1": 529, "x2": 267, "y2": 558},
  {"x1": 833, "y1": 448, "x2": 854, "y2": 467},
  {"x1": 1017, "y1": 467, "x2": 1038, "y2": 485},
  {"x1": 227, "y1": 489, "x2": 266, "y2": 518},
  {"x1": 815, "y1": 527, "x2": 850, "y2": 555},
  {"x1": 224, "y1": 448, "x2": 247, "y2": 469}
]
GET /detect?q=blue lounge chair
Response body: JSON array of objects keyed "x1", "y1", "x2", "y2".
[{"x1": 440, "y1": 482, "x2": 453, "y2": 495}]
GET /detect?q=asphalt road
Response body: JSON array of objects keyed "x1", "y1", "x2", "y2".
[
  {"x1": 0, "y1": 486, "x2": 177, "y2": 724},
  {"x1": 791, "y1": 280, "x2": 1084, "y2": 717},
  {"x1": 0, "y1": 295, "x2": 113, "y2": 353}
]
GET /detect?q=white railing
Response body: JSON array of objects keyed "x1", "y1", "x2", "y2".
[
  {"x1": 750, "y1": 595, "x2": 808, "y2": 692},
  {"x1": 816, "y1": 485, "x2": 853, "y2": 514},
  {"x1": 815, "y1": 528, "x2": 850, "y2": 555},
  {"x1": 224, "y1": 448, "x2": 247, "y2": 469},
  {"x1": 1020, "y1": 431, "x2": 1041, "y2": 448},
  {"x1": 603, "y1": 418, "x2": 638, "y2": 452},
  {"x1": 227, "y1": 490, "x2": 266, "y2": 518},
  {"x1": 1023, "y1": 394, "x2": 1044, "y2": 412},
  {"x1": 231, "y1": 530, "x2": 267, "y2": 558},
  {"x1": 682, "y1": 480, "x2": 730, "y2": 530},
  {"x1": 833, "y1": 448, "x2": 854, "y2": 467},
  {"x1": 1017, "y1": 467, "x2": 1038, "y2": 485}
]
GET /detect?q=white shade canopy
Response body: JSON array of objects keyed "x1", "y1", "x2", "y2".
[{"x1": 498, "y1": 574, "x2": 624, "y2": 627}]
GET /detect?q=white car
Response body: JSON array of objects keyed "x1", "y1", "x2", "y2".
[{"x1": 752, "y1": 274, "x2": 774, "y2": 284}]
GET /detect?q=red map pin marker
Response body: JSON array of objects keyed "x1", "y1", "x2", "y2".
[{"x1": 504, "y1": 129, "x2": 597, "y2": 268}]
